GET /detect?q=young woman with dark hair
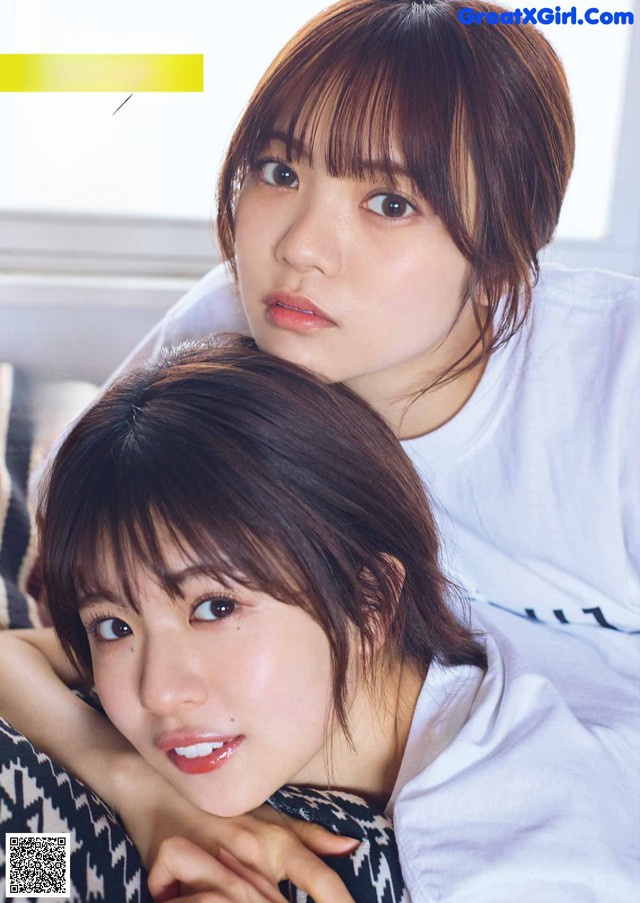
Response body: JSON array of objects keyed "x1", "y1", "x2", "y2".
[
  {"x1": 118, "y1": 0, "x2": 638, "y2": 783},
  {"x1": 2, "y1": 338, "x2": 634, "y2": 902},
  {"x1": 3, "y1": 0, "x2": 638, "y2": 898}
]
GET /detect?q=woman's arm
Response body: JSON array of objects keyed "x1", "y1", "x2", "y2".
[{"x1": 0, "y1": 629, "x2": 356, "y2": 902}]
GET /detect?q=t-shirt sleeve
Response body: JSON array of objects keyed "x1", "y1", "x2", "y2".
[
  {"x1": 106, "y1": 261, "x2": 249, "y2": 381},
  {"x1": 620, "y1": 313, "x2": 640, "y2": 602},
  {"x1": 392, "y1": 628, "x2": 640, "y2": 903}
]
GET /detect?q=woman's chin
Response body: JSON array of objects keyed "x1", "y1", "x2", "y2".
[{"x1": 175, "y1": 780, "x2": 269, "y2": 818}]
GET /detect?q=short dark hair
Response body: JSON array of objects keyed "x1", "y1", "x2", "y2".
[
  {"x1": 39, "y1": 336, "x2": 486, "y2": 738},
  {"x1": 217, "y1": 0, "x2": 574, "y2": 390}
]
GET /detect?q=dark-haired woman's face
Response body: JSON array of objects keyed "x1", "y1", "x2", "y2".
[
  {"x1": 234, "y1": 128, "x2": 478, "y2": 410},
  {"x1": 78, "y1": 538, "x2": 339, "y2": 817}
]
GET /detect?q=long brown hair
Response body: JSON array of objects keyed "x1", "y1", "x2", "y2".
[
  {"x1": 217, "y1": 0, "x2": 574, "y2": 391},
  {"x1": 39, "y1": 336, "x2": 486, "y2": 740}
]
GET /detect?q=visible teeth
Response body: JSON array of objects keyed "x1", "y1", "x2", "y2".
[{"x1": 174, "y1": 741, "x2": 224, "y2": 758}]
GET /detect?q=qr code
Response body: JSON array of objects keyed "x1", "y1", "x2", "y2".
[{"x1": 5, "y1": 832, "x2": 70, "y2": 899}]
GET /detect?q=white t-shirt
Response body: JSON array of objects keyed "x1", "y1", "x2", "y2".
[
  {"x1": 389, "y1": 615, "x2": 639, "y2": 902},
  {"x1": 110, "y1": 260, "x2": 639, "y2": 776},
  {"x1": 403, "y1": 263, "x2": 639, "y2": 634},
  {"x1": 52, "y1": 262, "x2": 640, "y2": 896},
  {"x1": 117, "y1": 262, "x2": 639, "y2": 618}
]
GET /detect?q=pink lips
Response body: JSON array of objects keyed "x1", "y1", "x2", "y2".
[
  {"x1": 264, "y1": 291, "x2": 336, "y2": 332},
  {"x1": 154, "y1": 731, "x2": 244, "y2": 775},
  {"x1": 155, "y1": 731, "x2": 237, "y2": 752},
  {"x1": 167, "y1": 737, "x2": 244, "y2": 775}
]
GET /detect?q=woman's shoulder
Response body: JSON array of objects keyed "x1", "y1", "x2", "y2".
[
  {"x1": 390, "y1": 622, "x2": 639, "y2": 901},
  {"x1": 526, "y1": 262, "x2": 640, "y2": 391},
  {"x1": 535, "y1": 261, "x2": 640, "y2": 313},
  {"x1": 162, "y1": 262, "x2": 247, "y2": 342}
]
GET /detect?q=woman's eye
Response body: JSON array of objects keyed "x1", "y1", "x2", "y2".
[
  {"x1": 365, "y1": 193, "x2": 417, "y2": 219},
  {"x1": 90, "y1": 618, "x2": 132, "y2": 642},
  {"x1": 192, "y1": 597, "x2": 237, "y2": 622},
  {"x1": 257, "y1": 160, "x2": 299, "y2": 189}
]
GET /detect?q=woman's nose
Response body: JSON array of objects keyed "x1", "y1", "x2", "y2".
[
  {"x1": 275, "y1": 198, "x2": 343, "y2": 278},
  {"x1": 138, "y1": 630, "x2": 208, "y2": 716}
]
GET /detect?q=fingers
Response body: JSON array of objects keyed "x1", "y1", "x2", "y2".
[
  {"x1": 161, "y1": 892, "x2": 277, "y2": 903},
  {"x1": 161, "y1": 894, "x2": 275, "y2": 903},
  {"x1": 254, "y1": 805, "x2": 361, "y2": 856},
  {"x1": 148, "y1": 836, "x2": 279, "y2": 903},
  {"x1": 283, "y1": 844, "x2": 357, "y2": 903},
  {"x1": 217, "y1": 848, "x2": 288, "y2": 903},
  {"x1": 149, "y1": 807, "x2": 358, "y2": 903},
  {"x1": 231, "y1": 807, "x2": 357, "y2": 903},
  {"x1": 282, "y1": 817, "x2": 361, "y2": 857}
]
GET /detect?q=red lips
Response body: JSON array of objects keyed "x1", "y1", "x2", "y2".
[
  {"x1": 166, "y1": 736, "x2": 244, "y2": 775},
  {"x1": 263, "y1": 291, "x2": 337, "y2": 331},
  {"x1": 154, "y1": 730, "x2": 237, "y2": 752}
]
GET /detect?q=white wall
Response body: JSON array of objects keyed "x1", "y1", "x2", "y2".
[
  {"x1": 1, "y1": 0, "x2": 636, "y2": 238},
  {"x1": 1, "y1": 0, "x2": 637, "y2": 382}
]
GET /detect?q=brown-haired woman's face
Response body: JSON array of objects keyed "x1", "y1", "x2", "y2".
[
  {"x1": 234, "y1": 126, "x2": 478, "y2": 408},
  {"x1": 79, "y1": 535, "x2": 339, "y2": 817}
]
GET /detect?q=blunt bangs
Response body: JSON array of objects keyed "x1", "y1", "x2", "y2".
[
  {"x1": 217, "y1": 0, "x2": 574, "y2": 391},
  {"x1": 40, "y1": 336, "x2": 487, "y2": 738},
  {"x1": 40, "y1": 343, "x2": 361, "y2": 682},
  {"x1": 55, "y1": 444, "x2": 301, "y2": 621},
  {"x1": 219, "y1": 0, "x2": 475, "y2": 262}
]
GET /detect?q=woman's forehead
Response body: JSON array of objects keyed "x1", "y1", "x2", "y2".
[
  {"x1": 264, "y1": 121, "x2": 408, "y2": 169},
  {"x1": 79, "y1": 528, "x2": 237, "y2": 600},
  {"x1": 75, "y1": 513, "x2": 296, "y2": 612},
  {"x1": 261, "y1": 102, "x2": 413, "y2": 187}
]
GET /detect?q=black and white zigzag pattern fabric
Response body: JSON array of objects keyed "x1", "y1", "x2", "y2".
[
  {"x1": 0, "y1": 718, "x2": 408, "y2": 902},
  {"x1": 0, "y1": 364, "x2": 40, "y2": 630},
  {"x1": 0, "y1": 717, "x2": 151, "y2": 903},
  {"x1": 271, "y1": 786, "x2": 408, "y2": 903}
]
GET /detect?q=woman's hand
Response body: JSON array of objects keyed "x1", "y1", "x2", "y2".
[
  {"x1": 149, "y1": 837, "x2": 294, "y2": 902},
  {"x1": 116, "y1": 761, "x2": 357, "y2": 903},
  {"x1": 148, "y1": 837, "x2": 280, "y2": 902}
]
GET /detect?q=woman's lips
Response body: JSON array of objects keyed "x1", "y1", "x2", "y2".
[
  {"x1": 167, "y1": 736, "x2": 244, "y2": 775},
  {"x1": 264, "y1": 292, "x2": 336, "y2": 332}
]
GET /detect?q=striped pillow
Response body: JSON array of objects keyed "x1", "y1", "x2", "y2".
[{"x1": 0, "y1": 364, "x2": 41, "y2": 629}]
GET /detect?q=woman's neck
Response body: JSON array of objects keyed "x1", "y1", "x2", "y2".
[
  {"x1": 318, "y1": 659, "x2": 426, "y2": 807},
  {"x1": 345, "y1": 305, "x2": 490, "y2": 440}
]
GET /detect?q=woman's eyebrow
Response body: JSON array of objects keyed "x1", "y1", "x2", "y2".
[
  {"x1": 165, "y1": 564, "x2": 249, "y2": 588},
  {"x1": 77, "y1": 566, "x2": 234, "y2": 612},
  {"x1": 263, "y1": 131, "x2": 310, "y2": 162},
  {"x1": 264, "y1": 130, "x2": 412, "y2": 180},
  {"x1": 165, "y1": 564, "x2": 215, "y2": 584},
  {"x1": 77, "y1": 589, "x2": 125, "y2": 613}
]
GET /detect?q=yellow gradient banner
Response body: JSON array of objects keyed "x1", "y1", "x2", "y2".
[{"x1": 0, "y1": 54, "x2": 203, "y2": 92}]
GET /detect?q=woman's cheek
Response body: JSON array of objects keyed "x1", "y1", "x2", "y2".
[
  {"x1": 241, "y1": 621, "x2": 331, "y2": 731},
  {"x1": 92, "y1": 657, "x2": 137, "y2": 735},
  {"x1": 235, "y1": 188, "x2": 277, "y2": 253}
]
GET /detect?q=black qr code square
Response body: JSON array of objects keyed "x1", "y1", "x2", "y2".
[{"x1": 5, "y1": 832, "x2": 70, "y2": 898}]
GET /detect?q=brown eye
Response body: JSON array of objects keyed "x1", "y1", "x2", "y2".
[
  {"x1": 365, "y1": 193, "x2": 416, "y2": 219},
  {"x1": 260, "y1": 160, "x2": 299, "y2": 188},
  {"x1": 92, "y1": 618, "x2": 132, "y2": 641},
  {"x1": 192, "y1": 597, "x2": 237, "y2": 622}
]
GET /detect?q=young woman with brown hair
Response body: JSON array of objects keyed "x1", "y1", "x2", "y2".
[
  {"x1": 2, "y1": 0, "x2": 638, "y2": 899},
  {"x1": 123, "y1": 0, "x2": 638, "y2": 731},
  {"x1": 2, "y1": 337, "x2": 634, "y2": 902}
]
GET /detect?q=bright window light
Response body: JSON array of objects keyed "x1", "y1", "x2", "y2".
[{"x1": 0, "y1": 0, "x2": 635, "y2": 242}]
